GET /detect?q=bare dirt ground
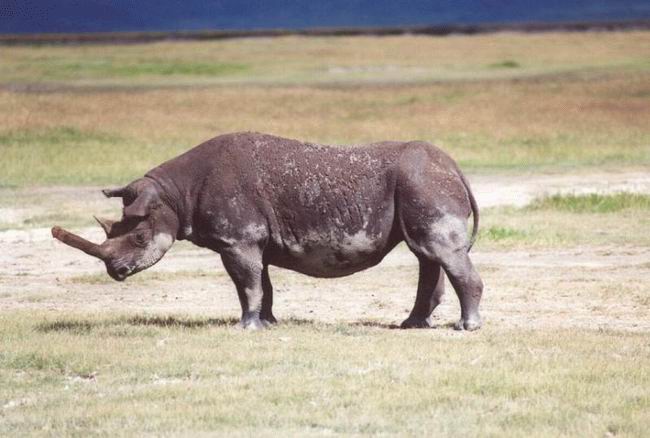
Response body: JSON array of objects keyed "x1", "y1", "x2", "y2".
[{"x1": 1, "y1": 171, "x2": 649, "y2": 332}]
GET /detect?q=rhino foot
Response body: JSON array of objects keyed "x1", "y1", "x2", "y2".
[
  {"x1": 240, "y1": 316, "x2": 268, "y2": 330},
  {"x1": 400, "y1": 316, "x2": 432, "y2": 329},
  {"x1": 453, "y1": 316, "x2": 482, "y2": 331},
  {"x1": 261, "y1": 314, "x2": 278, "y2": 325}
]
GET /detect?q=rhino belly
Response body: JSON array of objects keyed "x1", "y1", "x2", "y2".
[{"x1": 275, "y1": 228, "x2": 396, "y2": 278}]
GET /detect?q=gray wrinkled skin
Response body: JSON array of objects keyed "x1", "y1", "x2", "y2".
[{"x1": 55, "y1": 132, "x2": 484, "y2": 331}]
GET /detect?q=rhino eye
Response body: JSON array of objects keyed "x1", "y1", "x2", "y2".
[{"x1": 134, "y1": 232, "x2": 147, "y2": 247}]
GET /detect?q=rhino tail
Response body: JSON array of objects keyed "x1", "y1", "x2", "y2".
[{"x1": 457, "y1": 170, "x2": 479, "y2": 252}]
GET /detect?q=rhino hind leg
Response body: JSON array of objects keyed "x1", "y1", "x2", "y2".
[
  {"x1": 441, "y1": 251, "x2": 483, "y2": 331},
  {"x1": 401, "y1": 260, "x2": 444, "y2": 329},
  {"x1": 221, "y1": 247, "x2": 268, "y2": 330},
  {"x1": 260, "y1": 265, "x2": 278, "y2": 325},
  {"x1": 401, "y1": 214, "x2": 484, "y2": 331}
]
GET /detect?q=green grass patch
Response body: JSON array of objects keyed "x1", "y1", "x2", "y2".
[
  {"x1": 489, "y1": 60, "x2": 521, "y2": 69},
  {"x1": 479, "y1": 225, "x2": 530, "y2": 242},
  {"x1": 0, "y1": 311, "x2": 648, "y2": 436},
  {"x1": 528, "y1": 192, "x2": 650, "y2": 213},
  {"x1": 40, "y1": 60, "x2": 249, "y2": 79},
  {"x1": 478, "y1": 195, "x2": 650, "y2": 248},
  {"x1": 20, "y1": 212, "x2": 87, "y2": 227},
  {"x1": 449, "y1": 132, "x2": 650, "y2": 171},
  {"x1": 0, "y1": 127, "x2": 177, "y2": 186},
  {"x1": 3, "y1": 124, "x2": 649, "y2": 186},
  {"x1": 0, "y1": 126, "x2": 119, "y2": 146}
]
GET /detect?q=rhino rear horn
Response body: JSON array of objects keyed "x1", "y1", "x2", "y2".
[{"x1": 94, "y1": 216, "x2": 117, "y2": 237}]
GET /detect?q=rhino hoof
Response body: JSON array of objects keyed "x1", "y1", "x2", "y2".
[
  {"x1": 454, "y1": 317, "x2": 482, "y2": 331},
  {"x1": 261, "y1": 314, "x2": 278, "y2": 325},
  {"x1": 400, "y1": 317, "x2": 432, "y2": 329},
  {"x1": 240, "y1": 317, "x2": 267, "y2": 330}
]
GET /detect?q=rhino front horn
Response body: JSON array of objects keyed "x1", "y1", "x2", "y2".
[{"x1": 51, "y1": 226, "x2": 108, "y2": 260}]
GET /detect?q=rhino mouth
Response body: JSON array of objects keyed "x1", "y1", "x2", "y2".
[{"x1": 107, "y1": 265, "x2": 131, "y2": 281}]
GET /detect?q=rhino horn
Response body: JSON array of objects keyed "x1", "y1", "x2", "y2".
[
  {"x1": 94, "y1": 216, "x2": 117, "y2": 237},
  {"x1": 51, "y1": 226, "x2": 108, "y2": 260}
]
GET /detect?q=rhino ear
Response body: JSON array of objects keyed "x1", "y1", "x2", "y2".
[
  {"x1": 123, "y1": 187, "x2": 158, "y2": 218},
  {"x1": 102, "y1": 186, "x2": 128, "y2": 198}
]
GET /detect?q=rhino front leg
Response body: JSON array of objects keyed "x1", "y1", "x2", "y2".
[
  {"x1": 401, "y1": 260, "x2": 444, "y2": 329},
  {"x1": 221, "y1": 247, "x2": 267, "y2": 330},
  {"x1": 260, "y1": 265, "x2": 278, "y2": 325}
]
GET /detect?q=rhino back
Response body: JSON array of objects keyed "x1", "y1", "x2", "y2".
[
  {"x1": 225, "y1": 133, "x2": 406, "y2": 276},
  {"x1": 152, "y1": 132, "x2": 414, "y2": 276}
]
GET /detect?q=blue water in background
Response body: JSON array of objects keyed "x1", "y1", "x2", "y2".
[{"x1": 2, "y1": 0, "x2": 650, "y2": 34}]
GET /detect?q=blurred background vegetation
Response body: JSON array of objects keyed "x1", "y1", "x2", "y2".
[{"x1": 1, "y1": 31, "x2": 649, "y2": 186}]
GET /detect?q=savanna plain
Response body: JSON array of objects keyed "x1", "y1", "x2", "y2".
[{"x1": 1, "y1": 31, "x2": 649, "y2": 436}]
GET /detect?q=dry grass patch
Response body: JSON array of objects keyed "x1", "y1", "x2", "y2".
[
  {"x1": 68, "y1": 269, "x2": 227, "y2": 285},
  {"x1": 1, "y1": 31, "x2": 650, "y2": 186},
  {"x1": 0, "y1": 186, "x2": 119, "y2": 230},
  {"x1": 528, "y1": 192, "x2": 650, "y2": 213},
  {"x1": 2, "y1": 32, "x2": 649, "y2": 86},
  {"x1": 1, "y1": 312, "x2": 649, "y2": 436},
  {"x1": 1, "y1": 73, "x2": 649, "y2": 185},
  {"x1": 479, "y1": 193, "x2": 650, "y2": 248}
]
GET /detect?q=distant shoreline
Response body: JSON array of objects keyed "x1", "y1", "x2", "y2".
[{"x1": 2, "y1": 19, "x2": 650, "y2": 45}]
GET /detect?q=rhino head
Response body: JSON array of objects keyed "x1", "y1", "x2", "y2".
[{"x1": 52, "y1": 178, "x2": 179, "y2": 281}]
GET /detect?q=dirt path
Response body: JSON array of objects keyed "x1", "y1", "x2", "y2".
[
  {"x1": 1, "y1": 171, "x2": 649, "y2": 332},
  {"x1": 471, "y1": 170, "x2": 650, "y2": 207}
]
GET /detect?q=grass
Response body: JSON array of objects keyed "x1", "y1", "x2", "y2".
[
  {"x1": 0, "y1": 31, "x2": 649, "y2": 185},
  {"x1": 40, "y1": 60, "x2": 249, "y2": 79},
  {"x1": 528, "y1": 192, "x2": 650, "y2": 213},
  {"x1": 0, "y1": 126, "x2": 158, "y2": 186},
  {"x1": 488, "y1": 60, "x2": 521, "y2": 69},
  {"x1": 2, "y1": 32, "x2": 649, "y2": 86},
  {"x1": 67, "y1": 269, "x2": 227, "y2": 285},
  {"x1": 1, "y1": 31, "x2": 649, "y2": 436},
  {"x1": 478, "y1": 193, "x2": 650, "y2": 248},
  {"x1": 1, "y1": 77, "x2": 648, "y2": 185},
  {"x1": 1, "y1": 312, "x2": 648, "y2": 436},
  {"x1": 480, "y1": 225, "x2": 530, "y2": 243},
  {"x1": 0, "y1": 187, "x2": 121, "y2": 230}
]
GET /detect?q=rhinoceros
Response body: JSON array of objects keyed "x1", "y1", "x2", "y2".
[{"x1": 52, "y1": 132, "x2": 483, "y2": 330}]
